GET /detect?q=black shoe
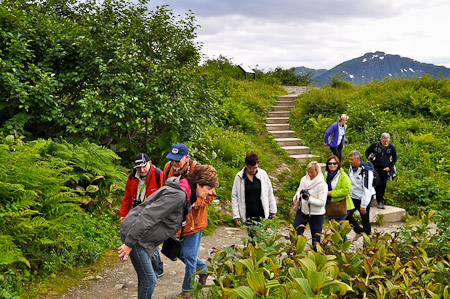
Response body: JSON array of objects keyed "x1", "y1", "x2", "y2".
[
  {"x1": 157, "y1": 272, "x2": 164, "y2": 278},
  {"x1": 199, "y1": 274, "x2": 209, "y2": 285}
]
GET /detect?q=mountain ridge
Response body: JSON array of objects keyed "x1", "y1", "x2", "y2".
[{"x1": 296, "y1": 51, "x2": 450, "y2": 86}]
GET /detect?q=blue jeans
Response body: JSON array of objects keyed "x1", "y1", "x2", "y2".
[
  {"x1": 329, "y1": 211, "x2": 350, "y2": 242},
  {"x1": 121, "y1": 233, "x2": 157, "y2": 299},
  {"x1": 151, "y1": 247, "x2": 164, "y2": 276},
  {"x1": 293, "y1": 210, "x2": 325, "y2": 244},
  {"x1": 178, "y1": 230, "x2": 207, "y2": 291}
]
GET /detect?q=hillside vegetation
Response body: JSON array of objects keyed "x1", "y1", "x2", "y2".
[{"x1": 288, "y1": 76, "x2": 450, "y2": 216}]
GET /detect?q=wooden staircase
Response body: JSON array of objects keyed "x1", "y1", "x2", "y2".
[{"x1": 266, "y1": 92, "x2": 320, "y2": 163}]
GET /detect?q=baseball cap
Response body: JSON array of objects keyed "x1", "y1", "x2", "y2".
[
  {"x1": 166, "y1": 144, "x2": 189, "y2": 161},
  {"x1": 133, "y1": 153, "x2": 150, "y2": 168}
]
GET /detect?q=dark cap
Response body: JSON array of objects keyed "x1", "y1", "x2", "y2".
[
  {"x1": 166, "y1": 144, "x2": 189, "y2": 161},
  {"x1": 133, "y1": 153, "x2": 150, "y2": 168}
]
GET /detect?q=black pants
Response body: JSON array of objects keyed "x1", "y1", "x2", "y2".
[
  {"x1": 330, "y1": 141, "x2": 344, "y2": 162},
  {"x1": 293, "y1": 210, "x2": 325, "y2": 244},
  {"x1": 375, "y1": 167, "x2": 388, "y2": 204},
  {"x1": 346, "y1": 198, "x2": 371, "y2": 235}
]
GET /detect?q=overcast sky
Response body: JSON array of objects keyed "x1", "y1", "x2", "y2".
[{"x1": 148, "y1": 0, "x2": 450, "y2": 71}]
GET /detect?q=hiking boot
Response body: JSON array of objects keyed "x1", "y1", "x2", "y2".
[
  {"x1": 157, "y1": 272, "x2": 164, "y2": 278},
  {"x1": 377, "y1": 202, "x2": 382, "y2": 209},
  {"x1": 199, "y1": 274, "x2": 209, "y2": 285},
  {"x1": 380, "y1": 202, "x2": 385, "y2": 209}
]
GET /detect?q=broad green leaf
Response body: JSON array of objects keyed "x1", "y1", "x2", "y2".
[
  {"x1": 293, "y1": 278, "x2": 314, "y2": 297},
  {"x1": 246, "y1": 272, "x2": 266, "y2": 295},
  {"x1": 232, "y1": 286, "x2": 254, "y2": 299}
]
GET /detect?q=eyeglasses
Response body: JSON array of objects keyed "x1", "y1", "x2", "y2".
[
  {"x1": 246, "y1": 166, "x2": 258, "y2": 170},
  {"x1": 328, "y1": 162, "x2": 338, "y2": 165}
]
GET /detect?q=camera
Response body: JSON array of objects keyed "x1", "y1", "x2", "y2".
[
  {"x1": 368, "y1": 153, "x2": 377, "y2": 161},
  {"x1": 132, "y1": 197, "x2": 142, "y2": 208},
  {"x1": 300, "y1": 189, "x2": 309, "y2": 199}
]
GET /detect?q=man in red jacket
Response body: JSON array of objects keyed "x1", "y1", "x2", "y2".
[{"x1": 119, "y1": 153, "x2": 164, "y2": 277}]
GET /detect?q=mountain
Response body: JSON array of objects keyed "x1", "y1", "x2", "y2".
[
  {"x1": 294, "y1": 66, "x2": 327, "y2": 78},
  {"x1": 296, "y1": 51, "x2": 450, "y2": 86}
]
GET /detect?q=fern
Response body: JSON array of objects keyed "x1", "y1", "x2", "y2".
[{"x1": 0, "y1": 136, "x2": 123, "y2": 296}]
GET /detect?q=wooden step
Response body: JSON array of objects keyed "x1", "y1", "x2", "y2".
[
  {"x1": 275, "y1": 100, "x2": 295, "y2": 106},
  {"x1": 268, "y1": 111, "x2": 290, "y2": 117},
  {"x1": 274, "y1": 138, "x2": 301, "y2": 146},
  {"x1": 266, "y1": 117, "x2": 289, "y2": 124},
  {"x1": 269, "y1": 130, "x2": 296, "y2": 138},
  {"x1": 272, "y1": 105, "x2": 293, "y2": 111},
  {"x1": 266, "y1": 123, "x2": 290, "y2": 131},
  {"x1": 290, "y1": 154, "x2": 320, "y2": 164},
  {"x1": 278, "y1": 95, "x2": 297, "y2": 101},
  {"x1": 281, "y1": 146, "x2": 311, "y2": 155},
  {"x1": 370, "y1": 206, "x2": 406, "y2": 223}
]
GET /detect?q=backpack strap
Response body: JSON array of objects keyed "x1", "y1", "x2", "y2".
[
  {"x1": 154, "y1": 167, "x2": 161, "y2": 188},
  {"x1": 165, "y1": 159, "x2": 196, "y2": 180}
]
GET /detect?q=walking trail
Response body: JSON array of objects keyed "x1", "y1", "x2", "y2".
[{"x1": 59, "y1": 86, "x2": 405, "y2": 299}]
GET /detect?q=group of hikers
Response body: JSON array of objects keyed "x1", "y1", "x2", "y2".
[{"x1": 117, "y1": 114, "x2": 397, "y2": 298}]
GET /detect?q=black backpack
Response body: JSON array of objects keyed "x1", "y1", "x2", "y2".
[{"x1": 361, "y1": 161, "x2": 380, "y2": 187}]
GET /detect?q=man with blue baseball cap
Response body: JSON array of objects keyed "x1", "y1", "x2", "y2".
[{"x1": 163, "y1": 144, "x2": 193, "y2": 181}]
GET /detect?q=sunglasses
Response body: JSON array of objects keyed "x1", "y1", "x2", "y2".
[{"x1": 328, "y1": 162, "x2": 338, "y2": 165}]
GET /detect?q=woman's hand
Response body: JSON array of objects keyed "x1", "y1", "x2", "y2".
[{"x1": 118, "y1": 244, "x2": 132, "y2": 261}]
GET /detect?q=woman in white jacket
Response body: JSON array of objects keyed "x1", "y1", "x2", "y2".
[
  {"x1": 231, "y1": 152, "x2": 277, "y2": 235},
  {"x1": 293, "y1": 161, "x2": 328, "y2": 246}
]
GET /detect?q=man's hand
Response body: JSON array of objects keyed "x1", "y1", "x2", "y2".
[
  {"x1": 234, "y1": 218, "x2": 241, "y2": 227},
  {"x1": 118, "y1": 244, "x2": 132, "y2": 261},
  {"x1": 383, "y1": 167, "x2": 390, "y2": 171},
  {"x1": 360, "y1": 207, "x2": 367, "y2": 215},
  {"x1": 269, "y1": 213, "x2": 276, "y2": 219},
  {"x1": 324, "y1": 143, "x2": 328, "y2": 146},
  {"x1": 120, "y1": 216, "x2": 125, "y2": 223}
]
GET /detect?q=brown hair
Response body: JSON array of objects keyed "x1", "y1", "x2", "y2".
[
  {"x1": 245, "y1": 152, "x2": 259, "y2": 166},
  {"x1": 187, "y1": 165, "x2": 219, "y2": 188},
  {"x1": 325, "y1": 155, "x2": 341, "y2": 172}
]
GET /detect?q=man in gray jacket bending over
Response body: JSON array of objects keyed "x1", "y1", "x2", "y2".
[{"x1": 231, "y1": 152, "x2": 277, "y2": 238}]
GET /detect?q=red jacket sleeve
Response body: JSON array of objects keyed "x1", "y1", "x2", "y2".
[{"x1": 120, "y1": 174, "x2": 134, "y2": 217}]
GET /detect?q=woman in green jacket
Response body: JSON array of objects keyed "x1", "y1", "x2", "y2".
[{"x1": 324, "y1": 155, "x2": 355, "y2": 242}]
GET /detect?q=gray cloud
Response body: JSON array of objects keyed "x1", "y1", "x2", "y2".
[
  {"x1": 147, "y1": 0, "x2": 450, "y2": 69},
  {"x1": 153, "y1": 0, "x2": 412, "y2": 22}
]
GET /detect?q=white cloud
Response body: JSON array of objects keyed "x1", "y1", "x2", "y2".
[{"x1": 149, "y1": 0, "x2": 450, "y2": 69}]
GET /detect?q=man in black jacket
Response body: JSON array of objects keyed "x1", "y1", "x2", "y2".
[{"x1": 365, "y1": 133, "x2": 397, "y2": 209}]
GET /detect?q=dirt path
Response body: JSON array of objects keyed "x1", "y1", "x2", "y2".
[{"x1": 60, "y1": 226, "x2": 248, "y2": 299}]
